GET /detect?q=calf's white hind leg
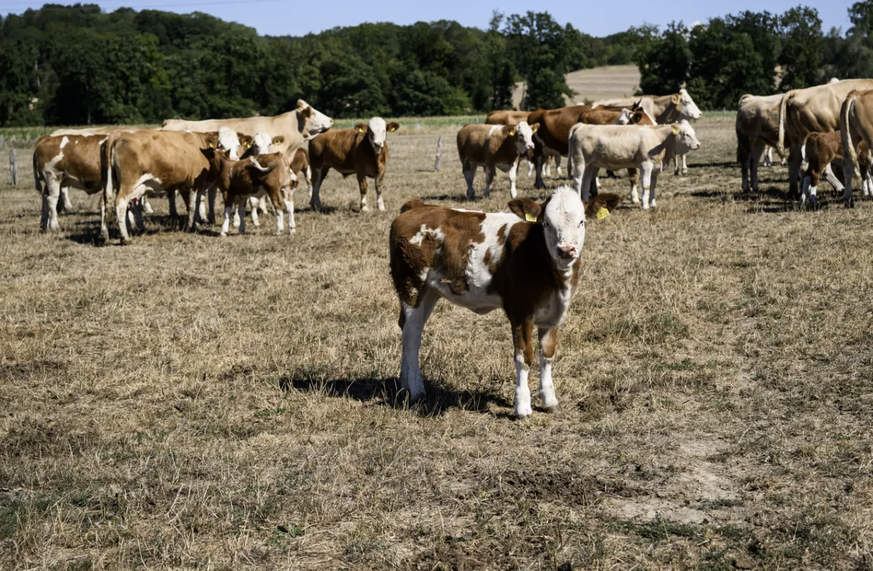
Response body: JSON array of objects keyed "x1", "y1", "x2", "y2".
[{"x1": 399, "y1": 289, "x2": 439, "y2": 403}]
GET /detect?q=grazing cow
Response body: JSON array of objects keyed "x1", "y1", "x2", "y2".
[
  {"x1": 389, "y1": 187, "x2": 621, "y2": 417},
  {"x1": 736, "y1": 93, "x2": 787, "y2": 193},
  {"x1": 456, "y1": 122, "x2": 539, "y2": 199},
  {"x1": 162, "y1": 100, "x2": 332, "y2": 222},
  {"x1": 840, "y1": 89, "x2": 873, "y2": 207},
  {"x1": 308, "y1": 117, "x2": 400, "y2": 212},
  {"x1": 799, "y1": 130, "x2": 871, "y2": 208},
  {"x1": 202, "y1": 149, "x2": 297, "y2": 237},
  {"x1": 779, "y1": 79, "x2": 873, "y2": 199},
  {"x1": 33, "y1": 134, "x2": 108, "y2": 231},
  {"x1": 101, "y1": 129, "x2": 240, "y2": 244},
  {"x1": 569, "y1": 121, "x2": 701, "y2": 208}
]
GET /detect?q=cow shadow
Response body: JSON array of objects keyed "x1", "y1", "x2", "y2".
[{"x1": 280, "y1": 372, "x2": 513, "y2": 418}]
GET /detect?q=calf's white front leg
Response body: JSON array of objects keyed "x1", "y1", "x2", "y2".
[
  {"x1": 538, "y1": 327, "x2": 558, "y2": 411},
  {"x1": 512, "y1": 318, "x2": 534, "y2": 418}
]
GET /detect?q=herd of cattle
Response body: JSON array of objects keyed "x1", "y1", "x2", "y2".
[{"x1": 27, "y1": 79, "x2": 873, "y2": 416}]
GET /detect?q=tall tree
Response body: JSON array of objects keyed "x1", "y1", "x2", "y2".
[
  {"x1": 779, "y1": 6, "x2": 824, "y2": 91},
  {"x1": 637, "y1": 22, "x2": 691, "y2": 95}
]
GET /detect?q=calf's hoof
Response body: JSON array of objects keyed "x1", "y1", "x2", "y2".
[{"x1": 513, "y1": 406, "x2": 533, "y2": 420}]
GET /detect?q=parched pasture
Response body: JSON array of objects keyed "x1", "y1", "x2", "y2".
[{"x1": 2, "y1": 116, "x2": 873, "y2": 570}]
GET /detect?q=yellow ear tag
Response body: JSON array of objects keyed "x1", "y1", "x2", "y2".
[
  {"x1": 596, "y1": 207, "x2": 610, "y2": 220},
  {"x1": 525, "y1": 213, "x2": 537, "y2": 222},
  {"x1": 672, "y1": 125, "x2": 679, "y2": 134}
]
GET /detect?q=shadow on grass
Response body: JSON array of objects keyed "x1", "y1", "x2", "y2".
[{"x1": 281, "y1": 372, "x2": 513, "y2": 418}]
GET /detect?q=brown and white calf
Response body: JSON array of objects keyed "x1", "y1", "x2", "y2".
[
  {"x1": 569, "y1": 121, "x2": 701, "y2": 208},
  {"x1": 389, "y1": 187, "x2": 620, "y2": 417},
  {"x1": 800, "y1": 130, "x2": 871, "y2": 208},
  {"x1": 33, "y1": 134, "x2": 108, "y2": 231},
  {"x1": 202, "y1": 149, "x2": 297, "y2": 237},
  {"x1": 456, "y1": 122, "x2": 538, "y2": 199},
  {"x1": 101, "y1": 129, "x2": 240, "y2": 244},
  {"x1": 308, "y1": 118, "x2": 399, "y2": 212}
]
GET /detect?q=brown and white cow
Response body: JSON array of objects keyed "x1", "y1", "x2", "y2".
[
  {"x1": 308, "y1": 117, "x2": 400, "y2": 212},
  {"x1": 456, "y1": 122, "x2": 538, "y2": 199},
  {"x1": 526, "y1": 105, "x2": 592, "y2": 189},
  {"x1": 569, "y1": 120, "x2": 701, "y2": 208},
  {"x1": 840, "y1": 89, "x2": 873, "y2": 207},
  {"x1": 101, "y1": 129, "x2": 240, "y2": 244},
  {"x1": 33, "y1": 134, "x2": 108, "y2": 231},
  {"x1": 486, "y1": 110, "x2": 563, "y2": 178},
  {"x1": 800, "y1": 130, "x2": 871, "y2": 208},
  {"x1": 162, "y1": 100, "x2": 332, "y2": 222},
  {"x1": 242, "y1": 144, "x2": 313, "y2": 227},
  {"x1": 202, "y1": 149, "x2": 297, "y2": 237},
  {"x1": 389, "y1": 187, "x2": 620, "y2": 417},
  {"x1": 780, "y1": 79, "x2": 873, "y2": 199}
]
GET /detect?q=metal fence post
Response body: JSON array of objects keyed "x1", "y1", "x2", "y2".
[{"x1": 434, "y1": 135, "x2": 443, "y2": 172}]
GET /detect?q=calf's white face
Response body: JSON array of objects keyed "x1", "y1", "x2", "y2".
[
  {"x1": 368, "y1": 117, "x2": 388, "y2": 155},
  {"x1": 218, "y1": 127, "x2": 241, "y2": 159},
  {"x1": 251, "y1": 133, "x2": 273, "y2": 156},
  {"x1": 678, "y1": 89, "x2": 702, "y2": 120},
  {"x1": 616, "y1": 109, "x2": 633, "y2": 125},
  {"x1": 541, "y1": 187, "x2": 587, "y2": 268},
  {"x1": 674, "y1": 120, "x2": 701, "y2": 153},
  {"x1": 515, "y1": 121, "x2": 537, "y2": 154}
]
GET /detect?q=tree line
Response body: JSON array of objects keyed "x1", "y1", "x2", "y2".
[
  {"x1": 0, "y1": 4, "x2": 646, "y2": 127},
  {"x1": 640, "y1": 1, "x2": 873, "y2": 109},
  {"x1": 1, "y1": 3, "x2": 872, "y2": 128}
]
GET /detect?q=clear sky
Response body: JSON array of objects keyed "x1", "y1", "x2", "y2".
[{"x1": 1, "y1": 1, "x2": 859, "y2": 37}]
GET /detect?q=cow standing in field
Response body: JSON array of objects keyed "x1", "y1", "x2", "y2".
[
  {"x1": 485, "y1": 110, "x2": 561, "y2": 178},
  {"x1": 162, "y1": 100, "x2": 332, "y2": 222},
  {"x1": 389, "y1": 187, "x2": 620, "y2": 418},
  {"x1": 569, "y1": 121, "x2": 701, "y2": 209},
  {"x1": 799, "y1": 130, "x2": 871, "y2": 208},
  {"x1": 840, "y1": 89, "x2": 873, "y2": 207},
  {"x1": 308, "y1": 117, "x2": 400, "y2": 212},
  {"x1": 780, "y1": 79, "x2": 873, "y2": 200},
  {"x1": 526, "y1": 105, "x2": 593, "y2": 189},
  {"x1": 202, "y1": 149, "x2": 297, "y2": 237},
  {"x1": 735, "y1": 93, "x2": 788, "y2": 193},
  {"x1": 456, "y1": 122, "x2": 538, "y2": 199},
  {"x1": 101, "y1": 129, "x2": 241, "y2": 244}
]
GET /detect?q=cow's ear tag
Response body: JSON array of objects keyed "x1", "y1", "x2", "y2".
[
  {"x1": 509, "y1": 129, "x2": 516, "y2": 136},
  {"x1": 208, "y1": 142, "x2": 215, "y2": 148},
  {"x1": 357, "y1": 127, "x2": 365, "y2": 133},
  {"x1": 596, "y1": 207, "x2": 610, "y2": 220},
  {"x1": 672, "y1": 125, "x2": 679, "y2": 135},
  {"x1": 525, "y1": 213, "x2": 537, "y2": 222}
]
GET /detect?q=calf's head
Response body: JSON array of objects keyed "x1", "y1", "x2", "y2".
[
  {"x1": 671, "y1": 120, "x2": 701, "y2": 153},
  {"x1": 504, "y1": 121, "x2": 538, "y2": 154},
  {"x1": 297, "y1": 100, "x2": 334, "y2": 141},
  {"x1": 355, "y1": 118, "x2": 400, "y2": 155},
  {"x1": 509, "y1": 187, "x2": 621, "y2": 269},
  {"x1": 217, "y1": 127, "x2": 242, "y2": 159}
]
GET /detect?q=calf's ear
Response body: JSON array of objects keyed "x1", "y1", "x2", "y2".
[
  {"x1": 273, "y1": 136, "x2": 285, "y2": 146},
  {"x1": 502, "y1": 125, "x2": 516, "y2": 137},
  {"x1": 387, "y1": 122, "x2": 400, "y2": 132},
  {"x1": 508, "y1": 198, "x2": 541, "y2": 222},
  {"x1": 671, "y1": 93, "x2": 681, "y2": 104},
  {"x1": 355, "y1": 123, "x2": 367, "y2": 133},
  {"x1": 671, "y1": 123, "x2": 680, "y2": 135},
  {"x1": 584, "y1": 193, "x2": 621, "y2": 221},
  {"x1": 530, "y1": 122, "x2": 540, "y2": 133}
]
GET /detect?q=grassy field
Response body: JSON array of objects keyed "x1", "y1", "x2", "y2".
[{"x1": 2, "y1": 117, "x2": 873, "y2": 570}]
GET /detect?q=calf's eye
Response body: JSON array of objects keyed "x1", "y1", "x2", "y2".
[{"x1": 578, "y1": 220, "x2": 585, "y2": 227}]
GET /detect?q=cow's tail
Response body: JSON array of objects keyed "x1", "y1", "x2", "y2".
[
  {"x1": 103, "y1": 138, "x2": 115, "y2": 202},
  {"x1": 777, "y1": 93, "x2": 788, "y2": 156},
  {"x1": 32, "y1": 148, "x2": 41, "y2": 193},
  {"x1": 842, "y1": 92, "x2": 859, "y2": 171}
]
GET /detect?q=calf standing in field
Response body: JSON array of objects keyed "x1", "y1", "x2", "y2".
[
  {"x1": 800, "y1": 130, "x2": 871, "y2": 208},
  {"x1": 569, "y1": 121, "x2": 701, "y2": 209},
  {"x1": 308, "y1": 117, "x2": 399, "y2": 212},
  {"x1": 389, "y1": 187, "x2": 620, "y2": 418},
  {"x1": 203, "y1": 149, "x2": 297, "y2": 237},
  {"x1": 456, "y1": 121, "x2": 539, "y2": 199}
]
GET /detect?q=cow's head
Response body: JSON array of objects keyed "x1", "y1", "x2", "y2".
[
  {"x1": 297, "y1": 100, "x2": 333, "y2": 141},
  {"x1": 504, "y1": 121, "x2": 538, "y2": 154},
  {"x1": 672, "y1": 89, "x2": 702, "y2": 120},
  {"x1": 616, "y1": 109, "x2": 634, "y2": 125},
  {"x1": 250, "y1": 132, "x2": 282, "y2": 156},
  {"x1": 508, "y1": 187, "x2": 621, "y2": 269},
  {"x1": 217, "y1": 127, "x2": 242, "y2": 159},
  {"x1": 355, "y1": 118, "x2": 400, "y2": 155},
  {"x1": 671, "y1": 120, "x2": 701, "y2": 153}
]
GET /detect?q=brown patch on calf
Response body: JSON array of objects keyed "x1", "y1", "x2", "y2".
[
  {"x1": 496, "y1": 224, "x2": 508, "y2": 245},
  {"x1": 540, "y1": 327, "x2": 558, "y2": 359}
]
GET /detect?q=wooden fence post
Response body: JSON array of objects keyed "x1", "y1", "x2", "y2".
[
  {"x1": 434, "y1": 135, "x2": 443, "y2": 172},
  {"x1": 9, "y1": 149, "x2": 17, "y2": 186}
]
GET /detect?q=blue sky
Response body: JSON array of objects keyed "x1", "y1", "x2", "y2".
[{"x1": 2, "y1": 1, "x2": 859, "y2": 37}]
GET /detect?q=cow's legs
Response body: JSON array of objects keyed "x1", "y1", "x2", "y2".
[
  {"x1": 221, "y1": 202, "x2": 233, "y2": 237},
  {"x1": 196, "y1": 192, "x2": 207, "y2": 223},
  {"x1": 764, "y1": 147, "x2": 773, "y2": 167},
  {"x1": 185, "y1": 187, "x2": 198, "y2": 232},
  {"x1": 824, "y1": 163, "x2": 844, "y2": 193},
  {"x1": 206, "y1": 186, "x2": 218, "y2": 224},
  {"x1": 399, "y1": 289, "x2": 439, "y2": 402},
  {"x1": 508, "y1": 159, "x2": 519, "y2": 199},
  {"x1": 640, "y1": 163, "x2": 654, "y2": 210},
  {"x1": 538, "y1": 327, "x2": 558, "y2": 412},
  {"x1": 571, "y1": 155, "x2": 584, "y2": 195},
  {"x1": 649, "y1": 172, "x2": 659, "y2": 208},
  {"x1": 580, "y1": 166, "x2": 597, "y2": 202},
  {"x1": 167, "y1": 190, "x2": 179, "y2": 220},
  {"x1": 237, "y1": 201, "x2": 247, "y2": 235},
  {"x1": 483, "y1": 166, "x2": 495, "y2": 199},
  {"x1": 534, "y1": 155, "x2": 546, "y2": 190},
  {"x1": 58, "y1": 187, "x2": 73, "y2": 212},
  {"x1": 805, "y1": 170, "x2": 822, "y2": 209},
  {"x1": 374, "y1": 171, "x2": 386, "y2": 211},
  {"x1": 284, "y1": 194, "x2": 296, "y2": 235},
  {"x1": 527, "y1": 159, "x2": 534, "y2": 178},
  {"x1": 543, "y1": 156, "x2": 551, "y2": 178},
  {"x1": 463, "y1": 161, "x2": 476, "y2": 200},
  {"x1": 132, "y1": 199, "x2": 146, "y2": 233},
  {"x1": 357, "y1": 174, "x2": 370, "y2": 212},
  {"x1": 511, "y1": 317, "x2": 535, "y2": 418},
  {"x1": 43, "y1": 178, "x2": 62, "y2": 232},
  {"x1": 555, "y1": 155, "x2": 563, "y2": 177},
  {"x1": 310, "y1": 167, "x2": 325, "y2": 211},
  {"x1": 99, "y1": 193, "x2": 110, "y2": 243},
  {"x1": 141, "y1": 196, "x2": 154, "y2": 215},
  {"x1": 788, "y1": 145, "x2": 802, "y2": 199},
  {"x1": 750, "y1": 142, "x2": 766, "y2": 193},
  {"x1": 628, "y1": 168, "x2": 640, "y2": 204},
  {"x1": 681, "y1": 154, "x2": 688, "y2": 175},
  {"x1": 249, "y1": 196, "x2": 261, "y2": 226},
  {"x1": 673, "y1": 155, "x2": 680, "y2": 176},
  {"x1": 739, "y1": 138, "x2": 752, "y2": 193},
  {"x1": 115, "y1": 194, "x2": 131, "y2": 244}
]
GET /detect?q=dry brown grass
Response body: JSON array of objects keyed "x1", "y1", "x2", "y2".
[{"x1": 2, "y1": 118, "x2": 873, "y2": 570}]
